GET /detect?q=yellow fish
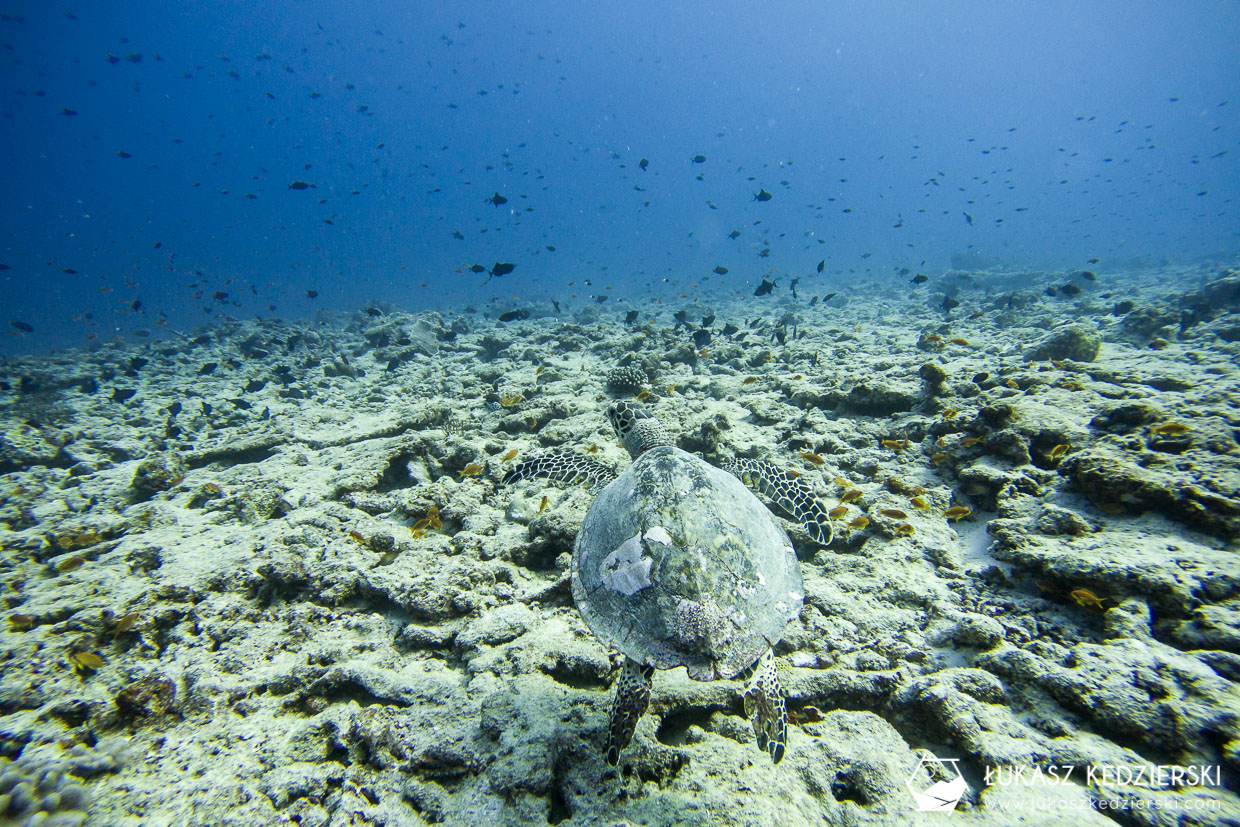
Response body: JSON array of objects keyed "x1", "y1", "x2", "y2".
[{"x1": 1069, "y1": 588, "x2": 1106, "y2": 611}]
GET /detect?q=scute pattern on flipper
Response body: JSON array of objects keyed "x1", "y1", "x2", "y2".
[
  {"x1": 606, "y1": 657, "x2": 654, "y2": 766},
  {"x1": 502, "y1": 451, "x2": 616, "y2": 492},
  {"x1": 737, "y1": 650, "x2": 788, "y2": 764},
  {"x1": 725, "y1": 458, "x2": 832, "y2": 546}
]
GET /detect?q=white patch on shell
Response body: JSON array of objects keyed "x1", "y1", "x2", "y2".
[
  {"x1": 643, "y1": 526, "x2": 673, "y2": 545},
  {"x1": 600, "y1": 533, "x2": 653, "y2": 595}
]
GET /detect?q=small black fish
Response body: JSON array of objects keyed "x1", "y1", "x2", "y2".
[
  {"x1": 692, "y1": 154, "x2": 707, "y2": 163},
  {"x1": 596, "y1": 295, "x2": 608, "y2": 304},
  {"x1": 116, "y1": 150, "x2": 132, "y2": 159},
  {"x1": 489, "y1": 262, "x2": 516, "y2": 277},
  {"x1": 810, "y1": 296, "x2": 819, "y2": 306},
  {"x1": 112, "y1": 387, "x2": 136, "y2": 402},
  {"x1": 624, "y1": 310, "x2": 639, "y2": 325},
  {"x1": 713, "y1": 266, "x2": 729, "y2": 275},
  {"x1": 1060, "y1": 283, "x2": 1081, "y2": 296},
  {"x1": 942, "y1": 296, "x2": 961, "y2": 311},
  {"x1": 198, "y1": 362, "x2": 218, "y2": 375},
  {"x1": 692, "y1": 329, "x2": 712, "y2": 348},
  {"x1": 469, "y1": 264, "x2": 487, "y2": 273},
  {"x1": 545, "y1": 245, "x2": 555, "y2": 252},
  {"x1": 1087, "y1": 258, "x2": 1100, "y2": 265},
  {"x1": 244, "y1": 378, "x2": 267, "y2": 393},
  {"x1": 1079, "y1": 270, "x2": 1096, "y2": 281},
  {"x1": 487, "y1": 192, "x2": 508, "y2": 207},
  {"x1": 451, "y1": 230, "x2": 465, "y2": 240},
  {"x1": 639, "y1": 158, "x2": 649, "y2": 170},
  {"x1": 673, "y1": 310, "x2": 689, "y2": 327},
  {"x1": 789, "y1": 278, "x2": 799, "y2": 299},
  {"x1": 728, "y1": 230, "x2": 741, "y2": 239},
  {"x1": 817, "y1": 259, "x2": 825, "y2": 273},
  {"x1": 9, "y1": 321, "x2": 33, "y2": 333},
  {"x1": 701, "y1": 314, "x2": 715, "y2": 327},
  {"x1": 911, "y1": 273, "x2": 928, "y2": 285},
  {"x1": 212, "y1": 291, "x2": 229, "y2": 301},
  {"x1": 131, "y1": 299, "x2": 143, "y2": 312},
  {"x1": 306, "y1": 290, "x2": 318, "y2": 299},
  {"x1": 722, "y1": 322, "x2": 738, "y2": 337},
  {"x1": 1045, "y1": 287, "x2": 1058, "y2": 297},
  {"x1": 754, "y1": 278, "x2": 776, "y2": 297},
  {"x1": 366, "y1": 307, "x2": 382, "y2": 317},
  {"x1": 498, "y1": 309, "x2": 529, "y2": 322},
  {"x1": 753, "y1": 189, "x2": 773, "y2": 202},
  {"x1": 288, "y1": 181, "x2": 313, "y2": 190},
  {"x1": 822, "y1": 292, "x2": 837, "y2": 302},
  {"x1": 231, "y1": 398, "x2": 252, "y2": 410},
  {"x1": 963, "y1": 212, "x2": 973, "y2": 225},
  {"x1": 552, "y1": 300, "x2": 561, "y2": 313}
]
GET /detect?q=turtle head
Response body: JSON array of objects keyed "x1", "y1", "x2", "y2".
[{"x1": 607, "y1": 401, "x2": 672, "y2": 458}]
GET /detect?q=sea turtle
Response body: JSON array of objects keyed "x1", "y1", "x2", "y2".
[{"x1": 503, "y1": 401, "x2": 831, "y2": 765}]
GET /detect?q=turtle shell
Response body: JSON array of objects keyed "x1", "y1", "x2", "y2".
[{"x1": 572, "y1": 445, "x2": 803, "y2": 681}]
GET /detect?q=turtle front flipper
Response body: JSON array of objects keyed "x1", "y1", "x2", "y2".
[
  {"x1": 502, "y1": 451, "x2": 616, "y2": 492},
  {"x1": 737, "y1": 650, "x2": 788, "y2": 764},
  {"x1": 605, "y1": 657, "x2": 654, "y2": 766},
  {"x1": 725, "y1": 458, "x2": 833, "y2": 546}
]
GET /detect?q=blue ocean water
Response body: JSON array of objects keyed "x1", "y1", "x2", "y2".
[{"x1": 0, "y1": 1, "x2": 1236, "y2": 356}]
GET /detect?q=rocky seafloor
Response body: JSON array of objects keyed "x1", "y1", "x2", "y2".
[{"x1": 2, "y1": 264, "x2": 1240, "y2": 826}]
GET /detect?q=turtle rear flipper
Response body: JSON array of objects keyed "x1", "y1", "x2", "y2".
[
  {"x1": 502, "y1": 451, "x2": 616, "y2": 492},
  {"x1": 738, "y1": 650, "x2": 788, "y2": 764},
  {"x1": 726, "y1": 458, "x2": 832, "y2": 546},
  {"x1": 605, "y1": 657, "x2": 654, "y2": 765}
]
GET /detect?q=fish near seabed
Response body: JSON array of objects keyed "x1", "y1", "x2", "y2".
[
  {"x1": 754, "y1": 279, "x2": 776, "y2": 297},
  {"x1": 754, "y1": 188, "x2": 773, "y2": 202}
]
